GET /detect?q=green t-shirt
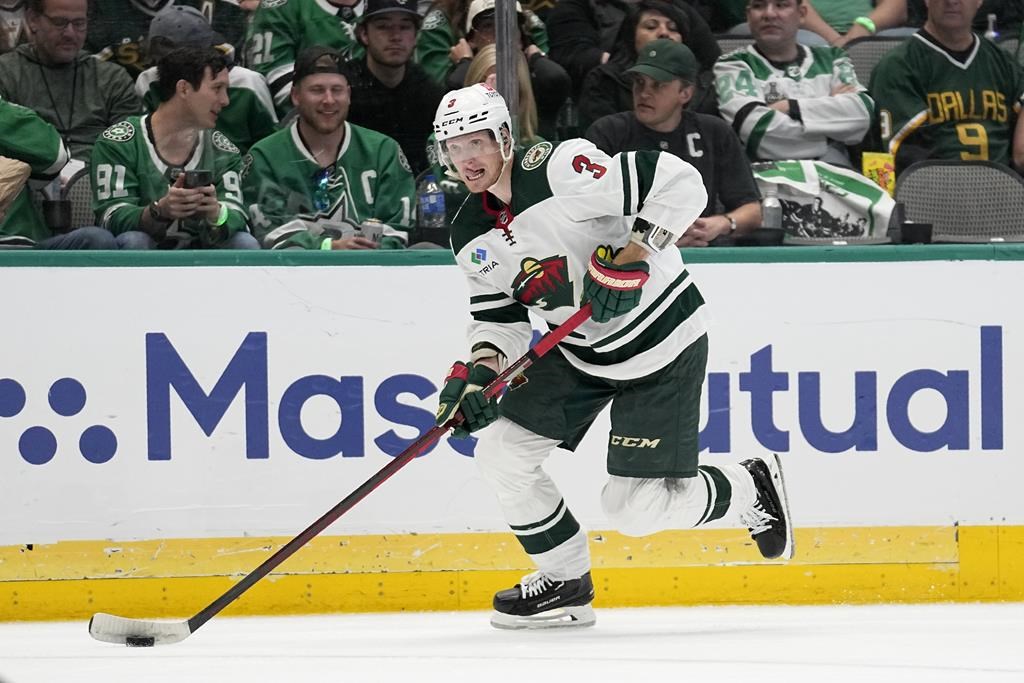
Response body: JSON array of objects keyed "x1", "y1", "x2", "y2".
[{"x1": 811, "y1": 0, "x2": 874, "y2": 33}]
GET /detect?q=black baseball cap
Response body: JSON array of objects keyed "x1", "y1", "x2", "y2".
[
  {"x1": 293, "y1": 46, "x2": 347, "y2": 84},
  {"x1": 360, "y1": 0, "x2": 420, "y2": 24}
]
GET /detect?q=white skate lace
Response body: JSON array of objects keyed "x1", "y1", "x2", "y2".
[
  {"x1": 519, "y1": 571, "x2": 555, "y2": 599},
  {"x1": 739, "y1": 502, "x2": 777, "y2": 536}
]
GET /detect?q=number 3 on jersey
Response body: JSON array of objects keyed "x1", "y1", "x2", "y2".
[{"x1": 572, "y1": 154, "x2": 606, "y2": 179}]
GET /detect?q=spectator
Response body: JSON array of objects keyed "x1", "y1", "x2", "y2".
[
  {"x1": 871, "y1": 0, "x2": 1024, "y2": 173},
  {"x1": 91, "y1": 47, "x2": 257, "y2": 249},
  {"x1": 415, "y1": 0, "x2": 548, "y2": 85},
  {"x1": 545, "y1": 0, "x2": 720, "y2": 97},
  {"x1": 445, "y1": 0, "x2": 569, "y2": 139},
  {"x1": 244, "y1": 0, "x2": 365, "y2": 117},
  {"x1": 909, "y1": 0, "x2": 1023, "y2": 36},
  {"x1": 135, "y1": 5, "x2": 278, "y2": 153},
  {"x1": 343, "y1": 0, "x2": 444, "y2": 176},
  {"x1": 578, "y1": 1, "x2": 718, "y2": 132},
  {"x1": 86, "y1": 0, "x2": 249, "y2": 77},
  {"x1": 466, "y1": 45, "x2": 540, "y2": 145},
  {"x1": 801, "y1": 0, "x2": 910, "y2": 47},
  {"x1": 0, "y1": 0, "x2": 30, "y2": 54},
  {"x1": 0, "y1": 96, "x2": 116, "y2": 248},
  {"x1": 242, "y1": 46, "x2": 415, "y2": 250},
  {"x1": 0, "y1": 0, "x2": 141, "y2": 164},
  {"x1": 714, "y1": 0, "x2": 874, "y2": 167},
  {"x1": 586, "y1": 40, "x2": 761, "y2": 246}
]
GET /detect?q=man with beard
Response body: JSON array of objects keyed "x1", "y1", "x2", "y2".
[
  {"x1": 91, "y1": 47, "x2": 257, "y2": 249},
  {"x1": 241, "y1": 45, "x2": 415, "y2": 249},
  {"x1": 342, "y1": 0, "x2": 444, "y2": 175},
  {"x1": 0, "y1": 0, "x2": 141, "y2": 163}
]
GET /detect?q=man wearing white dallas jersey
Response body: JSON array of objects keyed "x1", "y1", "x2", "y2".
[{"x1": 432, "y1": 83, "x2": 794, "y2": 630}]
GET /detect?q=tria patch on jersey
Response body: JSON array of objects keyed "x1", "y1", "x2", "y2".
[
  {"x1": 511, "y1": 255, "x2": 573, "y2": 311},
  {"x1": 103, "y1": 121, "x2": 136, "y2": 143},
  {"x1": 521, "y1": 141, "x2": 552, "y2": 171},
  {"x1": 212, "y1": 131, "x2": 240, "y2": 154}
]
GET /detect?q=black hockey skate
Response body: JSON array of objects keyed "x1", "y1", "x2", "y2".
[
  {"x1": 740, "y1": 454, "x2": 794, "y2": 560},
  {"x1": 490, "y1": 571, "x2": 596, "y2": 630}
]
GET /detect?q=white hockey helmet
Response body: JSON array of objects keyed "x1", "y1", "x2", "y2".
[{"x1": 433, "y1": 83, "x2": 514, "y2": 175}]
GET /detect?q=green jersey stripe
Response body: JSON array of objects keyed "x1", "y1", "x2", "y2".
[
  {"x1": 509, "y1": 499, "x2": 565, "y2": 531},
  {"x1": 514, "y1": 508, "x2": 581, "y2": 555},
  {"x1": 591, "y1": 269, "x2": 689, "y2": 349},
  {"x1": 472, "y1": 303, "x2": 530, "y2": 325},
  {"x1": 698, "y1": 465, "x2": 733, "y2": 523}
]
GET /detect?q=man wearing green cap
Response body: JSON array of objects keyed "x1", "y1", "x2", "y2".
[{"x1": 587, "y1": 39, "x2": 762, "y2": 246}]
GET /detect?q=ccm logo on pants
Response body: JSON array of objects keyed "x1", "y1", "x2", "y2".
[{"x1": 610, "y1": 436, "x2": 661, "y2": 448}]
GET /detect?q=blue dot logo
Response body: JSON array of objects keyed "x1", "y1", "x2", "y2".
[
  {"x1": 0, "y1": 378, "x2": 26, "y2": 418},
  {"x1": 49, "y1": 378, "x2": 87, "y2": 417},
  {"x1": 80, "y1": 426, "x2": 118, "y2": 464},
  {"x1": 20, "y1": 426, "x2": 57, "y2": 465}
]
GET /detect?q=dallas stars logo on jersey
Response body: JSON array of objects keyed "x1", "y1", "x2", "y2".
[{"x1": 510, "y1": 256, "x2": 573, "y2": 311}]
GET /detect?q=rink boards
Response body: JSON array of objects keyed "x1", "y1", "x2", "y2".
[{"x1": 1, "y1": 247, "x2": 1022, "y2": 620}]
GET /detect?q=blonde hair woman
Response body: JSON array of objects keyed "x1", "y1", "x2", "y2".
[{"x1": 463, "y1": 44, "x2": 541, "y2": 145}]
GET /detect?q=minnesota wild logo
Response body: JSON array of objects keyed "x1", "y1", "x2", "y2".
[{"x1": 510, "y1": 255, "x2": 573, "y2": 311}]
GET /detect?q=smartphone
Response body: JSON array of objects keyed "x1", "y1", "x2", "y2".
[{"x1": 184, "y1": 170, "x2": 214, "y2": 188}]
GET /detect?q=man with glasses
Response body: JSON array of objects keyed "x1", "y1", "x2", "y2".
[
  {"x1": 0, "y1": 0, "x2": 141, "y2": 164},
  {"x1": 241, "y1": 45, "x2": 415, "y2": 250}
]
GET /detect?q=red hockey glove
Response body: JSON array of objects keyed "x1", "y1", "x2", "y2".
[{"x1": 581, "y1": 246, "x2": 650, "y2": 323}]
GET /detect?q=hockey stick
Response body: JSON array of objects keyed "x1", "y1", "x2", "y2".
[{"x1": 89, "y1": 303, "x2": 594, "y2": 647}]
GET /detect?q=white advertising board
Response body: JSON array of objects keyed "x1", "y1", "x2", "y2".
[{"x1": 0, "y1": 259, "x2": 1020, "y2": 544}]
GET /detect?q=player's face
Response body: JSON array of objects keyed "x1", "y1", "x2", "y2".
[
  {"x1": 924, "y1": 0, "x2": 983, "y2": 32},
  {"x1": 446, "y1": 130, "x2": 503, "y2": 193},
  {"x1": 634, "y1": 10, "x2": 682, "y2": 54},
  {"x1": 362, "y1": 13, "x2": 417, "y2": 68},
  {"x1": 27, "y1": 0, "x2": 88, "y2": 65},
  {"x1": 185, "y1": 67, "x2": 230, "y2": 130},
  {"x1": 747, "y1": 0, "x2": 806, "y2": 49},
  {"x1": 293, "y1": 73, "x2": 350, "y2": 135},
  {"x1": 632, "y1": 74, "x2": 691, "y2": 131}
]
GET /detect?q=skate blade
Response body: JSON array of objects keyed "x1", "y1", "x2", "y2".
[
  {"x1": 490, "y1": 604, "x2": 596, "y2": 630},
  {"x1": 767, "y1": 453, "x2": 795, "y2": 560}
]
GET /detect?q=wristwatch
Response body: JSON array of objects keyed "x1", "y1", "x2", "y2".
[
  {"x1": 725, "y1": 214, "x2": 737, "y2": 233},
  {"x1": 149, "y1": 199, "x2": 171, "y2": 224}
]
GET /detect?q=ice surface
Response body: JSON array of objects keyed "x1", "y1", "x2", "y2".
[{"x1": 1, "y1": 603, "x2": 1022, "y2": 683}]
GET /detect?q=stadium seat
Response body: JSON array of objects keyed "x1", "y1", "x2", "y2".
[
  {"x1": 894, "y1": 160, "x2": 1024, "y2": 242},
  {"x1": 843, "y1": 36, "x2": 907, "y2": 84},
  {"x1": 714, "y1": 34, "x2": 754, "y2": 56},
  {"x1": 62, "y1": 168, "x2": 95, "y2": 228}
]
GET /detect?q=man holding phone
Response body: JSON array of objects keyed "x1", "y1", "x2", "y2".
[{"x1": 91, "y1": 47, "x2": 260, "y2": 249}]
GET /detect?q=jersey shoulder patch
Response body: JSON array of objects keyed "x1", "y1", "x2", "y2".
[
  {"x1": 102, "y1": 120, "x2": 136, "y2": 143},
  {"x1": 520, "y1": 141, "x2": 552, "y2": 171},
  {"x1": 421, "y1": 8, "x2": 446, "y2": 31},
  {"x1": 212, "y1": 130, "x2": 240, "y2": 154}
]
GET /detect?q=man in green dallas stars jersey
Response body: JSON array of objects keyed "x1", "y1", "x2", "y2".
[
  {"x1": 91, "y1": 47, "x2": 258, "y2": 249},
  {"x1": 241, "y1": 46, "x2": 415, "y2": 250},
  {"x1": 431, "y1": 83, "x2": 794, "y2": 630},
  {"x1": 245, "y1": 0, "x2": 366, "y2": 117},
  {"x1": 870, "y1": 0, "x2": 1024, "y2": 173}
]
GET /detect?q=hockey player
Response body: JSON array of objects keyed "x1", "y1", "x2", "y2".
[
  {"x1": 432, "y1": 82, "x2": 794, "y2": 630},
  {"x1": 870, "y1": 0, "x2": 1024, "y2": 173}
]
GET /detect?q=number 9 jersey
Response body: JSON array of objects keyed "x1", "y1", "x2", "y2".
[{"x1": 870, "y1": 33, "x2": 1024, "y2": 169}]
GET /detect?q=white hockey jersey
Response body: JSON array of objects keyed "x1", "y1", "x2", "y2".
[
  {"x1": 450, "y1": 138, "x2": 709, "y2": 381},
  {"x1": 713, "y1": 44, "x2": 874, "y2": 161}
]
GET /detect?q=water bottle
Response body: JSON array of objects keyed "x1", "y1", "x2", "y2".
[
  {"x1": 762, "y1": 186, "x2": 783, "y2": 229},
  {"x1": 984, "y1": 13, "x2": 999, "y2": 41},
  {"x1": 417, "y1": 173, "x2": 446, "y2": 229}
]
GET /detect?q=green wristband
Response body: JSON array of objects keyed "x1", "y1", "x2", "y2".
[
  {"x1": 853, "y1": 16, "x2": 876, "y2": 34},
  {"x1": 320, "y1": 237, "x2": 333, "y2": 250},
  {"x1": 213, "y1": 203, "x2": 229, "y2": 226}
]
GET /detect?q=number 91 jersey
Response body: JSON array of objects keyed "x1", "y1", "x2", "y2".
[
  {"x1": 449, "y1": 138, "x2": 710, "y2": 382},
  {"x1": 91, "y1": 116, "x2": 248, "y2": 246}
]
